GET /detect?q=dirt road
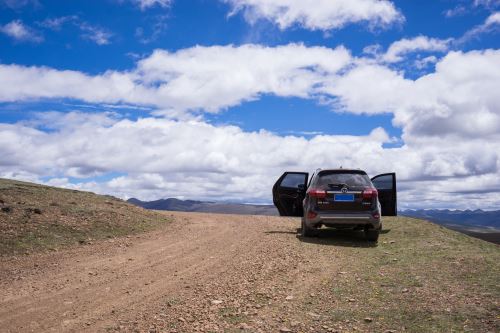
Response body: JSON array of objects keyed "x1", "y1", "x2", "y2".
[
  {"x1": 1, "y1": 212, "x2": 498, "y2": 333},
  {"x1": 0, "y1": 212, "x2": 334, "y2": 332}
]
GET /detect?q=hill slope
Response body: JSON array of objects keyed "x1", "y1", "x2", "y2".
[
  {"x1": 0, "y1": 178, "x2": 169, "y2": 255},
  {"x1": 402, "y1": 209, "x2": 500, "y2": 244},
  {"x1": 128, "y1": 197, "x2": 279, "y2": 216},
  {"x1": 0, "y1": 180, "x2": 499, "y2": 332}
]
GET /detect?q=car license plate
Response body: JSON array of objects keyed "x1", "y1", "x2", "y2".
[{"x1": 334, "y1": 194, "x2": 354, "y2": 202}]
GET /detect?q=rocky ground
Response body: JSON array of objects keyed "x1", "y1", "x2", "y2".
[{"x1": 1, "y1": 211, "x2": 499, "y2": 333}]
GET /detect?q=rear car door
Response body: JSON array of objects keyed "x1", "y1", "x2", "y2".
[
  {"x1": 272, "y1": 172, "x2": 309, "y2": 216},
  {"x1": 371, "y1": 173, "x2": 397, "y2": 216}
]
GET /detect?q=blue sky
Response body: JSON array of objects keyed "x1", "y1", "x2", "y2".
[{"x1": 1, "y1": 0, "x2": 500, "y2": 209}]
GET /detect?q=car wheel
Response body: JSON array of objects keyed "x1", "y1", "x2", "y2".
[
  {"x1": 365, "y1": 228, "x2": 379, "y2": 242},
  {"x1": 301, "y1": 217, "x2": 315, "y2": 237}
]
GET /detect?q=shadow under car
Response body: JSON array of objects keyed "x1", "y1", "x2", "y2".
[{"x1": 296, "y1": 227, "x2": 391, "y2": 248}]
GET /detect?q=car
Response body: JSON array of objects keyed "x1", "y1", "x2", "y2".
[{"x1": 272, "y1": 168, "x2": 397, "y2": 242}]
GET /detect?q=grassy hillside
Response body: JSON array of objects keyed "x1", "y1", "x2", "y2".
[{"x1": 0, "y1": 178, "x2": 170, "y2": 255}]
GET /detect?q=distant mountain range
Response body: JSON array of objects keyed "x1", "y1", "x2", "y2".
[
  {"x1": 400, "y1": 209, "x2": 500, "y2": 232},
  {"x1": 127, "y1": 198, "x2": 279, "y2": 216},
  {"x1": 128, "y1": 198, "x2": 500, "y2": 244}
]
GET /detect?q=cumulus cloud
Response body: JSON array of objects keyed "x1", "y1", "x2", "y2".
[
  {"x1": 0, "y1": 20, "x2": 43, "y2": 43},
  {"x1": 380, "y1": 35, "x2": 451, "y2": 63},
  {"x1": 1, "y1": 45, "x2": 499, "y2": 138},
  {"x1": 223, "y1": 0, "x2": 403, "y2": 31},
  {"x1": 0, "y1": 111, "x2": 498, "y2": 209},
  {"x1": 325, "y1": 49, "x2": 500, "y2": 139},
  {"x1": 400, "y1": 50, "x2": 500, "y2": 139},
  {"x1": 0, "y1": 112, "x2": 390, "y2": 199},
  {"x1": 1, "y1": 45, "x2": 499, "y2": 139},
  {"x1": 0, "y1": 44, "x2": 352, "y2": 111}
]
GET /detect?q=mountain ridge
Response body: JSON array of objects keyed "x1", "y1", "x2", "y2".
[{"x1": 127, "y1": 197, "x2": 279, "y2": 216}]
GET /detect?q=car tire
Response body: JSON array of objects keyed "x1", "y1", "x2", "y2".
[
  {"x1": 365, "y1": 228, "x2": 379, "y2": 242},
  {"x1": 301, "y1": 217, "x2": 315, "y2": 237}
]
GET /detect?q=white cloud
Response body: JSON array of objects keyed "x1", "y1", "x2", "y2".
[
  {"x1": 1, "y1": 45, "x2": 499, "y2": 139},
  {"x1": 325, "y1": 49, "x2": 500, "y2": 139},
  {"x1": 0, "y1": 112, "x2": 391, "y2": 200},
  {"x1": 77, "y1": 22, "x2": 113, "y2": 45},
  {"x1": 444, "y1": 5, "x2": 467, "y2": 18},
  {"x1": 414, "y1": 55, "x2": 438, "y2": 69},
  {"x1": 0, "y1": 20, "x2": 43, "y2": 43},
  {"x1": 134, "y1": 15, "x2": 168, "y2": 44},
  {"x1": 1, "y1": 111, "x2": 499, "y2": 209},
  {"x1": 0, "y1": 43, "x2": 352, "y2": 111},
  {"x1": 445, "y1": 1, "x2": 499, "y2": 18},
  {"x1": 381, "y1": 36, "x2": 451, "y2": 63},
  {"x1": 38, "y1": 16, "x2": 78, "y2": 31},
  {"x1": 1, "y1": 45, "x2": 499, "y2": 138},
  {"x1": 133, "y1": 0, "x2": 171, "y2": 10},
  {"x1": 474, "y1": 0, "x2": 500, "y2": 9},
  {"x1": 459, "y1": 11, "x2": 500, "y2": 43},
  {"x1": 0, "y1": 64, "x2": 140, "y2": 104},
  {"x1": 485, "y1": 10, "x2": 500, "y2": 24},
  {"x1": 223, "y1": 0, "x2": 403, "y2": 31},
  {"x1": 37, "y1": 16, "x2": 113, "y2": 45},
  {"x1": 398, "y1": 49, "x2": 500, "y2": 139}
]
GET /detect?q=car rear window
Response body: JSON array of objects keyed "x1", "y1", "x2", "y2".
[{"x1": 315, "y1": 171, "x2": 372, "y2": 187}]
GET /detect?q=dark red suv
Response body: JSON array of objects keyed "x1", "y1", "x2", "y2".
[{"x1": 272, "y1": 169, "x2": 397, "y2": 242}]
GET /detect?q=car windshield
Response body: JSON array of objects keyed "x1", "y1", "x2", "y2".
[{"x1": 316, "y1": 171, "x2": 372, "y2": 188}]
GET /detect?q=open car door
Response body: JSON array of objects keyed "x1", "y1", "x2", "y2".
[
  {"x1": 371, "y1": 173, "x2": 397, "y2": 216},
  {"x1": 272, "y1": 172, "x2": 308, "y2": 216}
]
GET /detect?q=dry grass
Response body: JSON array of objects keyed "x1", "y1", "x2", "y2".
[
  {"x1": 298, "y1": 217, "x2": 500, "y2": 332},
  {"x1": 0, "y1": 178, "x2": 170, "y2": 255}
]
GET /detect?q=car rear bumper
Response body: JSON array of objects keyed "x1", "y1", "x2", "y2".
[{"x1": 305, "y1": 212, "x2": 380, "y2": 229}]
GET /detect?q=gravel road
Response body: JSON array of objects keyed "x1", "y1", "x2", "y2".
[{"x1": 1, "y1": 212, "x2": 348, "y2": 332}]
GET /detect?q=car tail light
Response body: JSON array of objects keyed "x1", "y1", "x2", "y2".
[
  {"x1": 308, "y1": 189, "x2": 326, "y2": 198},
  {"x1": 307, "y1": 211, "x2": 318, "y2": 219},
  {"x1": 372, "y1": 212, "x2": 380, "y2": 219},
  {"x1": 362, "y1": 188, "x2": 378, "y2": 199}
]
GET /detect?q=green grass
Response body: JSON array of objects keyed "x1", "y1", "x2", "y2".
[{"x1": 307, "y1": 217, "x2": 500, "y2": 332}]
